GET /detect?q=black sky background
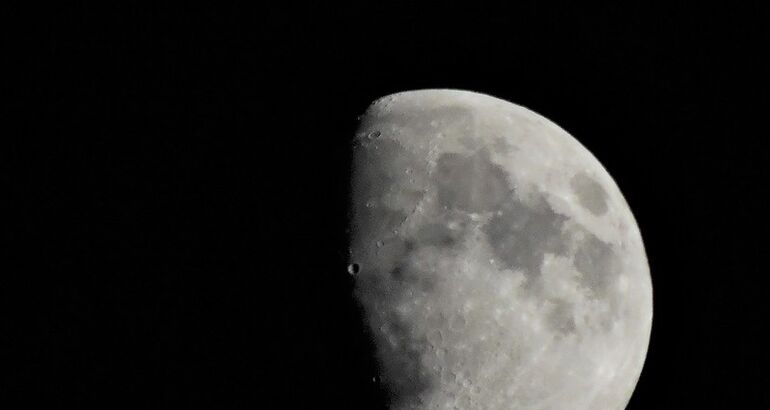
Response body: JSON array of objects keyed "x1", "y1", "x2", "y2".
[{"x1": 7, "y1": 3, "x2": 770, "y2": 409}]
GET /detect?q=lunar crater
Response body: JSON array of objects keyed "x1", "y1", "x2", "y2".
[{"x1": 370, "y1": 104, "x2": 477, "y2": 144}]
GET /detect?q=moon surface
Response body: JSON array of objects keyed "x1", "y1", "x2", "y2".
[{"x1": 348, "y1": 89, "x2": 652, "y2": 410}]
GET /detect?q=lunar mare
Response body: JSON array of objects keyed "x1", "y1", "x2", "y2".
[{"x1": 348, "y1": 89, "x2": 652, "y2": 410}]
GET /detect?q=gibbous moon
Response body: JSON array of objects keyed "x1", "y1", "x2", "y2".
[{"x1": 348, "y1": 89, "x2": 652, "y2": 410}]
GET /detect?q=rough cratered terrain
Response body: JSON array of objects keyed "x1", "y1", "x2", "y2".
[{"x1": 349, "y1": 89, "x2": 652, "y2": 410}]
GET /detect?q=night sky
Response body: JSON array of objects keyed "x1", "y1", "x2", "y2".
[{"x1": 8, "y1": 3, "x2": 770, "y2": 409}]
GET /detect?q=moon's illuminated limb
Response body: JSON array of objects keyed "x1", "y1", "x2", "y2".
[{"x1": 349, "y1": 89, "x2": 652, "y2": 410}]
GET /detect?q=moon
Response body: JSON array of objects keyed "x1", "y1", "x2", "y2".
[{"x1": 348, "y1": 89, "x2": 652, "y2": 410}]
